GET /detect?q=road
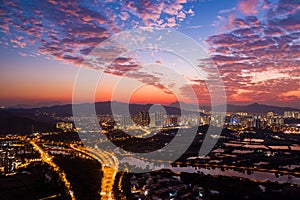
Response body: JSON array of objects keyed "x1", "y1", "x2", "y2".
[
  {"x1": 30, "y1": 140, "x2": 75, "y2": 200},
  {"x1": 70, "y1": 144, "x2": 120, "y2": 200}
]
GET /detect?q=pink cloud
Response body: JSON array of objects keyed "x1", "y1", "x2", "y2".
[
  {"x1": 10, "y1": 38, "x2": 26, "y2": 48},
  {"x1": 120, "y1": 12, "x2": 130, "y2": 21},
  {"x1": 167, "y1": 17, "x2": 177, "y2": 27},
  {"x1": 225, "y1": 13, "x2": 235, "y2": 29},
  {"x1": 238, "y1": 0, "x2": 259, "y2": 15},
  {"x1": 206, "y1": 1, "x2": 299, "y2": 106}
]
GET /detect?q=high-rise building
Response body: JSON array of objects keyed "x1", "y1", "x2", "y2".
[
  {"x1": 166, "y1": 115, "x2": 178, "y2": 126},
  {"x1": 267, "y1": 112, "x2": 274, "y2": 118},
  {"x1": 284, "y1": 111, "x2": 292, "y2": 118},
  {"x1": 254, "y1": 115, "x2": 261, "y2": 129},
  {"x1": 154, "y1": 112, "x2": 163, "y2": 127},
  {"x1": 135, "y1": 111, "x2": 150, "y2": 126},
  {"x1": 170, "y1": 116, "x2": 178, "y2": 125},
  {"x1": 284, "y1": 111, "x2": 299, "y2": 118},
  {"x1": 118, "y1": 115, "x2": 133, "y2": 128}
]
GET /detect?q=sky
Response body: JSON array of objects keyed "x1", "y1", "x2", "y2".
[{"x1": 0, "y1": 0, "x2": 299, "y2": 108}]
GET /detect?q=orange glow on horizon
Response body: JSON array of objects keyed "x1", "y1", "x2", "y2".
[{"x1": 128, "y1": 85, "x2": 178, "y2": 105}]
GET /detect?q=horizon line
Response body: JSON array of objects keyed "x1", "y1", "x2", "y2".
[{"x1": 3, "y1": 100, "x2": 300, "y2": 110}]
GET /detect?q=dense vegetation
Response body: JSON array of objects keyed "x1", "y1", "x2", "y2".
[{"x1": 53, "y1": 155, "x2": 102, "y2": 200}]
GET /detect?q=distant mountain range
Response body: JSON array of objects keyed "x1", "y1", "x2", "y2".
[
  {"x1": 168, "y1": 101, "x2": 299, "y2": 115},
  {"x1": 4, "y1": 101, "x2": 299, "y2": 116},
  {"x1": 9, "y1": 101, "x2": 65, "y2": 109},
  {"x1": 219, "y1": 103, "x2": 299, "y2": 114},
  {"x1": 7, "y1": 101, "x2": 191, "y2": 116}
]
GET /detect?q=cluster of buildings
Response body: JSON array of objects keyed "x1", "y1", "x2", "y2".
[
  {"x1": 131, "y1": 172, "x2": 207, "y2": 200},
  {"x1": 113, "y1": 112, "x2": 205, "y2": 129},
  {"x1": 0, "y1": 139, "x2": 38, "y2": 176},
  {"x1": 56, "y1": 121, "x2": 73, "y2": 132},
  {"x1": 284, "y1": 111, "x2": 300, "y2": 119},
  {"x1": 54, "y1": 109, "x2": 300, "y2": 134},
  {"x1": 106, "y1": 110, "x2": 299, "y2": 133},
  {"x1": 224, "y1": 112, "x2": 284, "y2": 130},
  {"x1": 224, "y1": 111, "x2": 300, "y2": 133}
]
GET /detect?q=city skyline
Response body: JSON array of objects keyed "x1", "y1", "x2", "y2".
[{"x1": 0, "y1": 0, "x2": 299, "y2": 108}]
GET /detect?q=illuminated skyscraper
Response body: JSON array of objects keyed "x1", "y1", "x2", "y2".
[
  {"x1": 135, "y1": 111, "x2": 150, "y2": 126},
  {"x1": 154, "y1": 112, "x2": 163, "y2": 127}
]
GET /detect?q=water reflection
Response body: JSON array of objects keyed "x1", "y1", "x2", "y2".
[
  {"x1": 169, "y1": 166, "x2": 300, "y2": 185},
  {"x1": 120, "y1": 156, "x2": 300, "y2": 185}
]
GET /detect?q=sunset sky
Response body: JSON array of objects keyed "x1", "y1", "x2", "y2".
[{"x1": 0, "y1": 0, "x2": 299, "y2": 108}]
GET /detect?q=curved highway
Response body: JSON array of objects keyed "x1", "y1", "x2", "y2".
[{"x1": 70, "y1": 144, "x2": 120, "y2": 200}]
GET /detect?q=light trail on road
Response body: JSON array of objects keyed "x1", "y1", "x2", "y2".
[
  {"x1": 30, "y1": 140, "x2": 75, "y2": 200},
  {"x1": 70, "y1": 144, "x2": 120, "y2": 200}
]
